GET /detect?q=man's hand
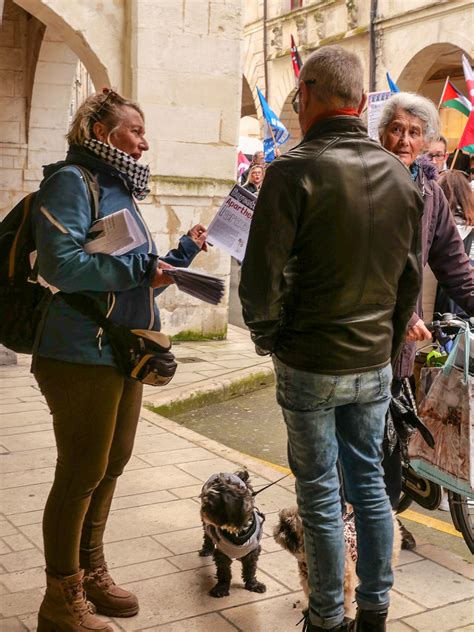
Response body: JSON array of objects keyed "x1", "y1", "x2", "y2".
[
  {"x1": 406, "y1": 318, "x2": 432, "y2": 342},
  {"x1": 150, "y1": 260, "x2": 175, "y2": 288},
  {"x1": 188, "y1": 224, "x2": 208, "y2": 252}
]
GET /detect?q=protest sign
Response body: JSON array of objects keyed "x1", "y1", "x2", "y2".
[
  {"x1": 367, "y1": 90, "x2": 391, "y2": 140},
  {"x1": 207, "y1": 184, "x2": 257, "y2": 262}
]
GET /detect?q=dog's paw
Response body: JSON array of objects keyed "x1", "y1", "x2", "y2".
[
  {"x1": 245, "y1": 579, "x2": 266, "y2": 593},
  {"x1": 209, "y1": 583, "x2": 230, "y2": 598},
  {"x1": 199, "y1": 546, "x2": 214, "y2": 557}
]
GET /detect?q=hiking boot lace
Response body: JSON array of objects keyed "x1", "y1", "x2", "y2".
[
  {"x1": 67, "y1": 581, "x2": 93, "y2": 619},
  {"x1": 87, "y1": 563, "x2": 115, "y2": 590}
]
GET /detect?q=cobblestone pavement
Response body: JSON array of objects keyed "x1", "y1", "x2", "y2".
[{"x1": 0, "y1": 328, "x2": 472, "y2": 631}]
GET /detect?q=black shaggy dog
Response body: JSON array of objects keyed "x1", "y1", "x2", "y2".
[{"x1": 199, "y1": 470, "x2": 266, "y2": 598}]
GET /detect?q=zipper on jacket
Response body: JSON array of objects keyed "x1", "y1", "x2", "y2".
[
  {"x1": 133, "y1": 200, "x2": 153, "y2": 252},
  {"x1": 133, "y1": 200, "x2": 155, "y2": 330}
]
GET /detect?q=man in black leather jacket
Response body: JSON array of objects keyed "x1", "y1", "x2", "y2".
[{"x1": 239, "y1": 47, "x2": 424, "y2": 632}]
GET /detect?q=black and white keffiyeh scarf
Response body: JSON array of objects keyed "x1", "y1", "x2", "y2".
[{"x1": 83, "y1": 138, "x2": 150, "y2": 200}]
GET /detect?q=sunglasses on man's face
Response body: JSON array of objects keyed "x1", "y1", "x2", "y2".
[{"x1": 291, "y1": 80, "x2": 316, "y2": 114}]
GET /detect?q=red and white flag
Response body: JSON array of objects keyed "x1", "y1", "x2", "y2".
[
  {"x1": 237, "y1": 151, "x2": 250, "y2": 178},
  {"x1": 458, "y1": 111, "x2": 474, "y2": 154},
  {"x1": 290, "y1": 35, "x2": 303, "y2": 86},
  {"x1": 462, "y1": 54, "x2": 474, "y2": 106}
]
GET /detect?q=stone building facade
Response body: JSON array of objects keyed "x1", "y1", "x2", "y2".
[
  {"x1": 0, "y1": 0, "x2": 243, "y2": 339},
  {"x1": 242, "y1": 0, "x2": 473, "y2": 152}
]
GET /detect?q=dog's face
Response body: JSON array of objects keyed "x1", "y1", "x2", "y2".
[
  {"x1": 200, "y1": 470, "x2": 255, "y2": 534},
  {"x1": 273, "y1": 506, "x2": 305, "y2": 556}
]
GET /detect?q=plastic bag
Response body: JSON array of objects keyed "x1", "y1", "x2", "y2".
[{"x1": 408, "y1": 327, "x2": 474, "y2": 497}]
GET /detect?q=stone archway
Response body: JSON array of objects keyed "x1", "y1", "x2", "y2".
[
  {"x1": 396, "y1": 43, "x2": 472, "y2": 94},
  {"x1": 396, "y1": 43, "x2": 473, "y2": 150},
  {"x1": 13, "y1": 0, "x2": 118, "y2": 89},
  {"x1": 27, "y1": 27, "x2": 83, "y2": 173}
]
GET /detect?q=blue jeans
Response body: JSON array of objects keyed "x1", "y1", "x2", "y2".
[{"x1": 273, "y1": 357, "x2": 394, "y2": 630}]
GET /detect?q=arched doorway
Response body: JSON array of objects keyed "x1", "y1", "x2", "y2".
[
  {"x1": 397, "y1": 43, "x2": 473, "y2": 150},
  {"x1": 0, "y1": 0, "x2": 113, "y2": 215}
]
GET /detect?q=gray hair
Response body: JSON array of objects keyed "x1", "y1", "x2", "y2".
[
  {"x1": 300, "y1": 46, "x2": 363, "y2": 108},
  {"x1": 378, "y1": 92, "x2": 439, "y2": 143}
]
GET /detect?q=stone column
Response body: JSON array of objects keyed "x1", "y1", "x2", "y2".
[{"x1": 128, "y1": 0, "x2": 244, "y2": 339}]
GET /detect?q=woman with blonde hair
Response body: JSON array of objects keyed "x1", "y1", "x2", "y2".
[
  {"x1": 32, "y1": 88, "x2": 207, "y2": 631},
  {"x1": 243, "y1": 164, "x2": 264, "y2": 195}
]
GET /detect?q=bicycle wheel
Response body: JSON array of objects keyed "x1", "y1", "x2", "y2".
[
  {"x1": 401, "y1": 465, "x2": 442, "y2": 511},
  {"x1": 448, "y1": 491, "x2": 474, "y2": 554}
]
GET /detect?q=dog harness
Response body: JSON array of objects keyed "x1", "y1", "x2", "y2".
[
  {"x1": 201, "y1": 473, "x2": 265, "y2": 560},
  {"x1": 203, "y1": 508, "x2": 265, "y2": 560}
]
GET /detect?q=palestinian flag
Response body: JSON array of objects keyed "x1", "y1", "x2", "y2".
[
  {"x1": 439, "y1": 80, "x2": 471, "y2": 116},
  {"x1": 458, "y1": 111, "x2": 474, "y2": 154},
  {"x1": 290, "y1": 35, "x2": 302, "y2": 85}
]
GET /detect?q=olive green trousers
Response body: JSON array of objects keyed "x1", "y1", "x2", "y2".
[{"x1": 34, "y1": 357, "x2": 142, "y2": 576}]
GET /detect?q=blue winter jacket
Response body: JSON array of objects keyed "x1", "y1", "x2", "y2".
[{"x1": 32, "y1": 145, "x2": 201, "y2": 366}]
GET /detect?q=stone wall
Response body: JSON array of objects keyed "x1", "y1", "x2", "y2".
[{"x1": 0, "y1": 0, "x2": 244, "y2": 340}]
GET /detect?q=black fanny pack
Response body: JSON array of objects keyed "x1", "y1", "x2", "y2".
[{"x1": 60, "y1": 293, "x2": 177, "y2": 386}]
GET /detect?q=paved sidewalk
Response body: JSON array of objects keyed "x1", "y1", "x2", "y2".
[{"x1": 0, "y1": 329, "x2": 472, "y2": 631}]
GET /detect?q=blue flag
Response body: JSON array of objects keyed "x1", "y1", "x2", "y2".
[
  {"x1": 256, "y1": 87, "x2": 290, "y2": 162},
  {"x1": 386, "y1": 72, "x2": 400, "y2": 94}
]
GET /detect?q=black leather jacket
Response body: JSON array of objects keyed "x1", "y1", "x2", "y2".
[{"x1": 239, "y1": 116, "x2": 424, "y2": 374}]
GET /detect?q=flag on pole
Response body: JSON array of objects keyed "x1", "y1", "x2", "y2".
[
  {"x1": 290, "y1": 35, "x2": 303, "y2": 86},
  {"x1": 458, "y1": 111, "x2": 474, "y2": 154},
  {"x1": 237, "y1": 151, "x2": 250, "y2": 178},
  {"x1": 462, "y1": 54, "x2": 474, "y2": 106},
  {"x1": 256, "y1": 87, "x2": 290, "y2": 162},
  {"x1": 386, "y1": 72, "x2": 400, "y2": 94},
  {"x1": 439, "y1": 79, "x2": 471, "y2": 117}
]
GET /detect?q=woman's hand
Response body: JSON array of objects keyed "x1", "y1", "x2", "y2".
[
  {"x1": 150, "y1": 260, "x2": 175, "y2": 288},
  {"x1": 406, "y1": 318, "x2": 432, "y2": 342},
  {"x1": 188, "y1": 224, "x2": 208, "y2": 252}
]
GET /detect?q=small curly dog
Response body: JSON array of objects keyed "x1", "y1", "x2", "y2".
[
  {"x1": 199, "y1": 469, "x2": 266, "y2": 598},
  {"x1": 273, "y1": 506, "x2": 401, "y2": 613}
]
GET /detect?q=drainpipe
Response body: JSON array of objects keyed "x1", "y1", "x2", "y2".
[
  {"x1": 369, "y1": 0, "x2": 378, "y2": 91},
  {"x1": 263, "y1": 0, "x2": 269, "y2": 99}
]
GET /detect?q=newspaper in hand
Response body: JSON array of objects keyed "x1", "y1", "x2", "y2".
[
  {"x1": 84, "y1": 208, "x2": 147, "y2": 255},
  {"x1": 206, "y1": 184, "x2": 257, "y2": 262},
  {"x1": 162, "y1": 267, "x2": 225, "y2": 305}
]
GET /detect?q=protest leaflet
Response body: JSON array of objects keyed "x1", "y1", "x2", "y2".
[
  {"x1": 207, "y1": 184, "x2": 257, "y2": 262},
  {"x1": 84, "y1": 208, "x2": 146, "y2": 255},
  {"x1": 367, "y1": 90, "x2": 391, "y2": 140}
]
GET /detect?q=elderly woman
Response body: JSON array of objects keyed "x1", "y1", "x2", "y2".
[
  {"x1": 32, "y1": 89, "x2": 207, "y2": 632},
  {"x1": 378, "y1": 92, "x2": 474, "y2": 549}
]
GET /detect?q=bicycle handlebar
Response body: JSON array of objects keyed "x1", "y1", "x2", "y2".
[{"x1": 425, "y1": 313, "x2": 472, "y2": 334}]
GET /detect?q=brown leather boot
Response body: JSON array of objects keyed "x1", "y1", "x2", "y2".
[
  {"x1": 83, "y1": 563, "x2": 139, "y2": 617},
  {"x1": 37, "y1": 569, "x2": 112, "y2": 632}
]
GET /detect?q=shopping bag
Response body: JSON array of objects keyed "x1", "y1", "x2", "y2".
[{"x1": 408, "y1": 327, "x2": 474, "y2": 497}]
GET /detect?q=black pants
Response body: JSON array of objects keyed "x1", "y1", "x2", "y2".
[{"x1": 382, "y1": 378, "x2": 403, "y2": 511}]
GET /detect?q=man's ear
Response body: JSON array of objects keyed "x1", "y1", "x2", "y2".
[
  {"x1": 357, "y1": 92, "x2": 367, "y2": 115},
  {"x1": 299, "y1": 80, "x2": 311, "y2": 113},
  {"x1": 92, "y1": 121, "x2": 108, "y2": 143}
]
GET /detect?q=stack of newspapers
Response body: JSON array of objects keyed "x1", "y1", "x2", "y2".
[{"x1": 163, "y1": 268, "x2": 225, "y2": 305}]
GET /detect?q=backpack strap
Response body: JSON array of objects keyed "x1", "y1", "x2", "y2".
[
  {"x1": 31, "y1": 165, "x2": 100, "y2": 363},
  {"x1": 73, "y1": 166, "x2": 100, "y2": 221}
]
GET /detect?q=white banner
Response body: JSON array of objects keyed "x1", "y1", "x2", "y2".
[{"x1": 367, "y1": 90, "x2": 391, "y2": 140}]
